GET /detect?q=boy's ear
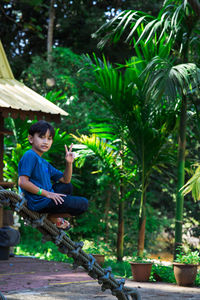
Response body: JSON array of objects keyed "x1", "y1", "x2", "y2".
[{"x1": 28, "y1": 135, "x2": 33, "y2": 144}]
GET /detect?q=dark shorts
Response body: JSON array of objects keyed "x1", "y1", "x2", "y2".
[{"x1": 37, "y1": 182, "x2": 88, "y2": 216}]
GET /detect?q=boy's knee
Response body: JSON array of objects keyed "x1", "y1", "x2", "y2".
[
  {"x1": 53, "y1": 182, "x2": 73, "y2": 194},
  {"x1": 82, "y1": 197, "x2": 88, "y2": 211}
]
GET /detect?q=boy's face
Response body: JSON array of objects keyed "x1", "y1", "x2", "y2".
[{"x1": 28, "y1": 129, "x2": 53, "y2": 156}]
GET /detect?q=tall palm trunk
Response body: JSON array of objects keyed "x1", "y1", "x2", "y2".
[
  {"x1": 174, "y1": 95, "x2": 187, "y2": 257},
  {"x1": 137, "y1": 138, "x2": 147, "y2": 257},
  {"x1": 174, "y1": 21, "x2": 192, "y2": 257},
  {"x1": 117, "y1": 183, "x2": 124, "y2": 261},
  {"x1": 137, "y1": 183, "x2": 147, "y2": 257},
  {"x1": 104, "y1": 185, "x2": 112, "y2": 243},
  {"x1": 47, "y1": 0, "x2": 55, "y2": 63}
]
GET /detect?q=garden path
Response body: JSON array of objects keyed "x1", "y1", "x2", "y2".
[{"x1": 0, "y1": 256, "x2": 199, "y2": 300}]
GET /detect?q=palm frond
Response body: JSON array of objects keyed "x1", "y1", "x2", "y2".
[
  {"x1": 142, "y1": 57, "x2": 199, "y2": 100},
  {"x1": 180, "y1": 165, "x2": 200, "y2": 201},
  {"x1": 93, "y1": 0, "x2": 197, "y2": 51},
  {"x1": 71, "y1": 133, "x2": 122, "y2": 182}
]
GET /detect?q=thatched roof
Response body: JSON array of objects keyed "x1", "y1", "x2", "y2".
[{"x1": 0, "y1": 41, "x2": 68, "y2": 122}]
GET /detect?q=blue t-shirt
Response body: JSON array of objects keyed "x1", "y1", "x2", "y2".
[{"x1": 18, "y1": 149, "x2": 63, "y2": 211}]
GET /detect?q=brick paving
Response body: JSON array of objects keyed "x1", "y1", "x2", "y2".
[
  {"x1": 0, "y1": 257, "x2": 95, "y2": 293},
  {"x1": 0, "y1": 256, "x2": 200, "y2": 299}
]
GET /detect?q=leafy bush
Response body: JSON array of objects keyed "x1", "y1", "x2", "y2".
[
  {"x1": 175, "y1": 248, "x2": 200, "y2": 265},
  {"x1": 16, "y1": 223, "x2": 72, "y2": 263},
  {"x1": 83, "y1": 239, "x2": 110, "y2": 255},
  {"x1": 151, "y1": 264, "x2": 176, "y2": 283}
]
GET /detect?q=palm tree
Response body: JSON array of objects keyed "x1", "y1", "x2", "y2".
[
  {"x1": 92, "y1": 0, "x2": 200, "y2": 257},
  {"x1": 72, "y1": 132, "x2": 133, "y2": 260},
  {"x1": 85, "y1": 54, "x2": 178, "y2": 257}
]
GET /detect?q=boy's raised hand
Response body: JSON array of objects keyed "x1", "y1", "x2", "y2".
[{"x1": 65, "y1": 144, "x2": 75, "y2": 164}]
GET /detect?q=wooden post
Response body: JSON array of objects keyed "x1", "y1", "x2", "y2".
[
  {"x1": 0, "y1": 207, "x2": 3, "y2": 228},
  {"x1": 0, "y1": 113, "x2": 3, "y2": 227},
  {"x1": 0, "y1": 113, "x2": 4, "y2": 182}
]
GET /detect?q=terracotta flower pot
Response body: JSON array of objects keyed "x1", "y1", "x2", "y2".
[
  {"x1": 173, "y1": 263, "x2": 198, "y2": 286},
  {"x1": 92, "y1": 254, "x2": 105, "y2": 266},
  {"x1": 130, "y1": 262, "x2": 153, "y2": 282}
]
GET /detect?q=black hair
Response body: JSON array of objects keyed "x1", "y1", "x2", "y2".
[{"x1": 29, "y1": 120, "x2": 55, "y2": 138}]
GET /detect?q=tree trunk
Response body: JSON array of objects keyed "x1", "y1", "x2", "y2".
[
  {"x1": 174, "y1": 17, "x2": 192, "y2": 258},
  {"x1": 104, "y1": 185, "x2": 112, "y2": 243},
  {"x1": 47, "y1": 0, "x2": 55, "y2": 63},
  {"x1": 137, "y1": 190, "x2": 146, "y2": 257},
  {"x1": 188, "y1": 0, "x2": 200, "y2": 16},
  {"x1": 117, "y1": 184, "x2": 124, "y2": 261},
  {"x1": 174, "y1": 95, "x2": 187, "y2": 258}
]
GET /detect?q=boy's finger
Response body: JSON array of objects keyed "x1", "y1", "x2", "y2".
[
  {"x1": 65, "y1": 144, "x2": 68, "y2": 153},
  {"x1": 69, "y1": 143, "x2": 73, "y2": 152}
]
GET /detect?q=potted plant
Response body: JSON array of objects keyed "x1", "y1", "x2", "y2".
[
  {"x1": 129, "y1": 253, "x2": 153, "y2": 282},
  {"x1": 173, "y1": 248, "x2": 200, "y2": 286},
  {"x1": 83, "y1": 240, "x2": 108, "y2": 267}
]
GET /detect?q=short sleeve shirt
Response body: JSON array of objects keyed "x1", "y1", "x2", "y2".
[{"x1": 18, "y1": 149, "x2": 63, "y2": 211}]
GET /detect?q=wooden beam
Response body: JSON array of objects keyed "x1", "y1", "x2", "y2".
[
  {"x1": 0, "y1": 181, "x2": 14, "y2": 188},
  {"x1": 0, "y1": 107, "x2": 62, "y2": 123},
  {"x1": 0, "y1": 129, "x2": 13, "y2": 135}
]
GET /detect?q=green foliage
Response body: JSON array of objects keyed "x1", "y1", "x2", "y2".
[
  {"x1": 104, "y1": 259, "x2": 133, "y2": 278},
  {"x1": 91, "y1": 0, "x2": 200, "y2": 259},
  {"x1": 15, "y1": 224, "x2": 72, "y2": 263},
  {"x1": 181, "y1": 164, "x2": 200, "y2": 201},
  {"x1": 3, "y1": 143, "x2": 29, "y2": 186},
  {"x1": 72, "y1": 133, "x2": 124, "y2": 185},
  {"x1": 175, "y1": 248, "x2": 200, "y2": 264},
  {"x1": 131, "y1": 251, "x2": 152, "y2": 263},
  {"x1": 86, "y1": 54, "x2": 178, "y2": 223},
  {"x1": 151, "y1": 263, "x2": 176, "y2": 283},
  {"x1": 83, "y1": 239, "x2": 110, "y2": 255},
  {"x1": 86, "y1": 54, "x2": 178, "y2": 175},
  {"x1": 94, "y1": 0, "x2": 200, "y2": 62},
  {"x1": 22, "y1": 48, "x2": 81, "y2": 97}
]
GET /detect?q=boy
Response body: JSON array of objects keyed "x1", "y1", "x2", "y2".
[{"x1": 18, "y1": 120, "x2": 88, "y2": 229}]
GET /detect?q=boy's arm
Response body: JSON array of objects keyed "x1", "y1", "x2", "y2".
[
  {"x1": 59, "y1": 144, "x2": 75, "y2": 184},
  {"x1": 59, "y1": 162, "x2": 73, "y2": 184},
  {"x1": 18, "y1": 176, "x2": 65, "y2": 205}
]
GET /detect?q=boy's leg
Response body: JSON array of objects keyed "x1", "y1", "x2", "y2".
[
  {"x1": 60, "y1": 195, "x2": 88, "y2": 216},
  {"x1": 38, "y1": 183, "x2": 88, "y2": 227},
  {"x1": 52, "y1": 182, "x2": 73, "y2": 195},
  {"x1": 51, "y1": 182, "x2": 88, "y2": 215},
  {"x1": 40, "y1": 195, "x2": 88, "y2": 216}
]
